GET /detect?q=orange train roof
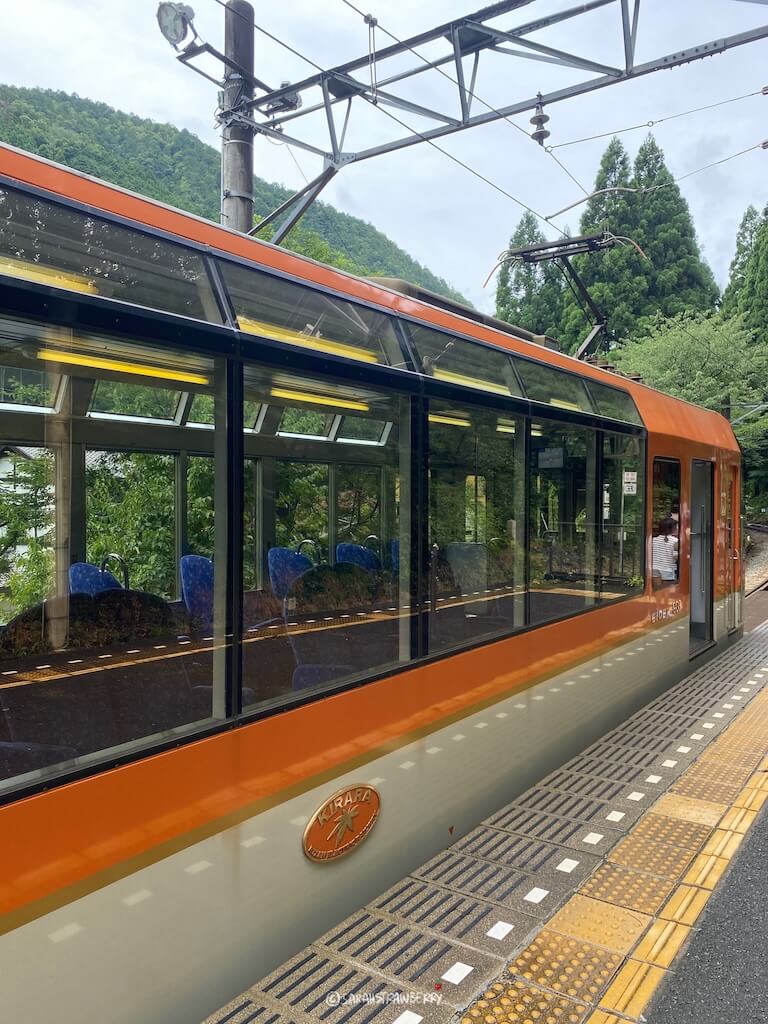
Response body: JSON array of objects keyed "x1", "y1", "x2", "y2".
[{"x1": 0, "y1": 142, "x2": 739, "y2": 454}]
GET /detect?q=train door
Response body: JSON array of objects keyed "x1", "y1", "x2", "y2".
[
  {"x1": 724, "y1": 466, "x2": 738, "y2": 634},
  {"x1": 690, "y1": 460, "x2": 714, "y2": 654}
]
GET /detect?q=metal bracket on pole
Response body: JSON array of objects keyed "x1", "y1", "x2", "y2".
[{"x1": 250, "y1": 166, "x2": 339, "y2": 242}]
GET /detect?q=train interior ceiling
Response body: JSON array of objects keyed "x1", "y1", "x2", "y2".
[{"x1": 1, "y1": 176, "x2": 652, "y2": 793}]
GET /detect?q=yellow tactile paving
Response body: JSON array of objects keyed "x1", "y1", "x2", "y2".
[
  {"x1": 719, "y1": 805, "x2": 758, "y2": 833},
  {"x1": 746, "y1": 770, "x2": 768, "y2": 791},
  {"x1": 579, "y1": 862, "x2": 673, "y2": 916},
  {"x1": 633, "y1": 919, "x2": 691, "y2": 968},
  {"x1": 671, "y1": 775, "x2": 740, "y2": 804},
  {"x1": 598, "y1": 959, "x2": 666, "y2": 1018},
  {"x1": 734, "y1": 787, "x2": 768, "y2": 811},
  {"x1": 461, "y1": 980, "x2": 588, "y2": 1024},
  {"x1": 651, "y1": 793, "x2": 726, "y2": 827},
  {"x1": 682, "y1": 853, "x2": 730, "y2": 890},
  {"x1": 659, "y1": 884, "x2": 712, "y2": 926},
  {"x1": 585, "y1": 1013, "x2": 625, "y2": 1024},
  {"x1": 678, "y1": 761, "x2": 754, "y2": 787},
  {"x1": 547, "y1": 895, "x2": 650, "y2": 955},
  {"x1": 701, "y1": 829, "x2": 745, "y2": 859},
  {"x1": 607, "y1": 834, "x2": 696, "y2": 879},
  {"x1": 627, "y1": 812, "x2": 712, "y2": 851},
  {"x1": 508, "y1": 929, "x2": 622, "y2": 1003}
]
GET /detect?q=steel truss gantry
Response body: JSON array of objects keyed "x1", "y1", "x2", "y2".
[{"x1": 179, "y1": 0, "x2": 768, "y2": 240}]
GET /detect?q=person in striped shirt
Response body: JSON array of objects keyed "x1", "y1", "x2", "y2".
[{"x1": 652, "y1": 517, "x2": 679, "y2": 581}]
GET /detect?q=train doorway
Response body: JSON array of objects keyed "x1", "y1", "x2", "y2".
[
  {"x1": 724, "y1": 466, "x2": 738, "y2": 634},
  {"x1": 690, "y1": 460, "x2": 714, "y2": 654}
]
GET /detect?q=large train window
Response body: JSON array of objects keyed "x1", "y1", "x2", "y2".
[
  {"x1": 652, "y1": 459, "x2": 681, "y2": 586},
  {"x1": 221, "y1": 259, "x2": 404, "y2": 367},
  {"x1": 0, "y1": 186, "x2": 223, "y2": 322},
  {"x1": 240, "y1": 365, "x2": 411, "y2": 707},
  {"x1": 0, "y1": 313, "x2": 228, "y2": 792},
  {"x1": 513, "y1": 358, "x2": 594, "y2": 414},
  {"x1": 601, "y1": 434, "x2": 645, "y2": 596},
  {"x1": 427, "y1": 401, "x2": 525, "y2": 653},
  {"x1": 409, "y1": 324, "x2": 521, "y2": 397},
  {"x1": 529, "y1": 419, "x2": 598, "y2": 624}
]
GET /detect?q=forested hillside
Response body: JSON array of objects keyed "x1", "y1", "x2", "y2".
[{"x1": 0, "y1": 84, "x2": 464, "y2": 301}]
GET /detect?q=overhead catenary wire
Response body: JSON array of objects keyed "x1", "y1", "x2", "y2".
[
  {"x1": 209, "y1": 0, "x2": 566, "y2": 235},
  {"x1": 211, "y1": 0, "x2": 324, "y2": 71},
  {"x1": 337, "y1": 0, "x2": 591, "y2": 198},
  {"x1": 549, "y1": 86, "x2": 767, "y2": 150}
]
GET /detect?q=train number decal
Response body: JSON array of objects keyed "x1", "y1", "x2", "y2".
[
  {"x1": 650, "y1": 600, "x2": 682, "y2": 624},
  {"x1": 303, "y1": 785, "x2": 381, "y2": 862}
]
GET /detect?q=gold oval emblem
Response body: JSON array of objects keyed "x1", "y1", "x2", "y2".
[{"x1": 303, "y1": 784, "x2": 381, "y2": 862}]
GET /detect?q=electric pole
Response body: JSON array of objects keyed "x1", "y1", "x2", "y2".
[{"x1": 221, "y1": 0, "x2": 254, "y2": 233}]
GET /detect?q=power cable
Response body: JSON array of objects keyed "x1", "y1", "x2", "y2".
[
  {"x1": 337, "y1": 0, "x2": 591, "y2": 197},
  {"x1": 208, "y1": 0, "x2": 565, "y2": 234},
  {"x1": 550, "y1": 87, "x2": 766, "y2": 150},
  {"x1": 211, "y1": 0, "x2": 324, "y2": 71}
]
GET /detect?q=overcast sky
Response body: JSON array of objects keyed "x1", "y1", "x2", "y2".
[{"x1": 1, "y1": 0, "x2": 766, "y2": 312}]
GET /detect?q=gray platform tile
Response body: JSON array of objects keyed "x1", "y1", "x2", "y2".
[
  {"x1": 318, "y1": 911, "x2": 500, "y2": 1009},
  {"x1": 485, "y1": 804, "x2": 624, "y2": 856},
  {"x1": 558, "y1": 755, "x2": 659, "y2": 787},
  {"x1": 538, "y1": 768, "x2": 629, "y2": 802},
  {"x1": 205, "y1": 998, "x2": 298, "y2": 1024},
  {"x1": 508, "y1": 785, "x2": 644, "y2": 832},
  {"x1": 372, "y1": 877, "x2": 540, "y2": 959},
  {"x1": 411, "y1": 849, "x2": 571, "y2": 919},
  {"x1": 452, "y1": 826, "x2": 600, "y2": 885},
  {"x1": 256, "y1": 948, "x2": 453, "y2": 1024},
  {"x1": 583, "y1": 739, "x2": 678, "y2": 768}
]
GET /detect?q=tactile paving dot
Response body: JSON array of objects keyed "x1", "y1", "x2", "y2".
[
  {"x1": 579, "y1": 862, "x2": 674, "y2": 915},
  {"x1": 652, "y1": 793, "x2": 726, "y2": 827},
  {"x1": 671, "y1": 775, "x2": 741, "y2": 804},
  {"x1": 627, "y1": 812, "x2": 713, "y2": 852},
  {"x1": 547, "y1": 895, "x2": 650, "y2": 954},
  {"x1": 678, "y1": 760, "x2": 754, "y2": 788},
  {"x1": 462, "y1": 979, "x2": 588, "y2": 1024},
  {"x1": 608, "y1": 834, "x2": 695, "y2": 880},
  {"x1": 508, "y1": 929, "x2": 622, "y2": 1003}
]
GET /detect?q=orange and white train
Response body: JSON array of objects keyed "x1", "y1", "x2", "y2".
[{"x1": 0, "y1": 144, "x2": 741, "y2": 1023}]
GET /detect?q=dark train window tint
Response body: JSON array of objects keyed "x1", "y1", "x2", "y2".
[
  {"x1": 652, "y1": 459, "x2": 681, "y2": 587},
  {"x1": 408, "y1": 324, "x2": 521, "y2": 397},
  {"x1": 0, "y1": 186, "x2": 223, "y2": 322},
  {"x1": 427, "y1": 402, "x2": 525, "y2": 653},
  {"x1": 221, "y1": 259, "x2": 404, "y2": 367},
  {"x1": 0, "y1": 313, "x2": 227, "y2": 794},
  {"x1": 514, "y1": 358, "x2": 594, "y2": 414},
  {"x1": 601, "y1": 434, "x2": 645, "y2": 597},
  {"x1": 587, "y1": 380, "x2": 643, "y2": 425}
]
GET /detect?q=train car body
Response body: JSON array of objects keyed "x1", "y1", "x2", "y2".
[{"x1": 0, "y1": 145, "x2": 742, "y2": 1023}]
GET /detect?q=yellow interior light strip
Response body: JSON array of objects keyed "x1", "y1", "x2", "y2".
[
  {"x1": 0, "y1": 256, "x2": 98, "y2": 295},
  {"x1": 550, "y1": 397, "x2": 582, "y2": 411},
  {"x1": 270, "y1": 387, "x2": 369, "y2": 412},
  {"x1": 531, "y1": 424, "x2": 544, "y2": 436},
  {"x1": 433, "y1": 367, "x2": 510, "y2": 396},
  {"x1": 429, "y1": 412, "x2": 471, "y2": 428},
  {"x1": 238, "y1": 315, "x2": 379, "y2": 365},
  {"x1": 496, "y1": 419, "x2": 517, "y2": 434},
  {"x1": 37, "y1": 350, "x2": 209, "y2": 386}
]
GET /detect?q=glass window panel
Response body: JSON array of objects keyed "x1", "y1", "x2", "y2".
[
  {"x1": 186, "y1": 393, "x2": 215, "y2": 426},
  {"x1": 0, "y1": 186, "x2": 222, "y2": 322},
  {"x1": 337, "y1": 415, "x2": 386, "y2": 444},
  {"x1": 409, "y1": 324, "x2": 521, "y2": 397},
  {"x1": 242, "y1": 367, "x2": 411, "y2": 709},
  {"x1": 529, "y1": 419, "x2": 598, "y2": 624},
  {"x1": 652, "y1": 459, "x2": 681, "y2": 587},
  {"x1": 600, "y1": 434, "x2": 645, "y2": 598},
  {"x1": 514, "y1": 358, "x2": 594, "y2": 413},
  {"x1": 0, "y1": 313, "x2": 227, "y2": 794},
  {"x1": 278, "y1": 407, "x2": 334, "y2": 438},
  {"x1": 428, "y1": 402, "x2": 525, "y2": 653},
  {"x1": 587, "y1": 380, "x2": 643, "y2": 424},
  {"x1": 89, "y1": 380, "x2": 180, "y2": 420},
  {"x1": 220, "y1": 259, "x2": 404, "y2": 367}
]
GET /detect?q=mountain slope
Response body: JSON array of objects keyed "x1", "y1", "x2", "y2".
[{"x1": 0, "y1": 84, "x2": 464, "y2": 301}]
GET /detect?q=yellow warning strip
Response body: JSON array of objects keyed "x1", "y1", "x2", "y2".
[{"x1": 459, "y1": 685, "x2": 768, "y2": 1024}]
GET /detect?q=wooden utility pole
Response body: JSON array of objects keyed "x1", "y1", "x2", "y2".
[{"x1": 221, "y1": 0, "x2": 254, "y2": 232}]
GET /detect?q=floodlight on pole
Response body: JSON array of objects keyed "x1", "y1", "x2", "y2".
[{"x1": 156, "y1": 3, "x2": 197, "y2": 50}]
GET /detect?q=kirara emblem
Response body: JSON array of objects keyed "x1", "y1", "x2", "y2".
[{"x1": 302, "y1": 784, "x2": 381, "y2": 862}]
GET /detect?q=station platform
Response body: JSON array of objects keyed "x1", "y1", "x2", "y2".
[{"x1": 203, "y1": 620, "x2": 768, "y2": 1024}]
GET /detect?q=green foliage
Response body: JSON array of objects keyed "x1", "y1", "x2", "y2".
[
  {"x1": 495, "y1": 211, "x2": 564, "y2": 336},
  {"x1": 0, "y1": 83, "x2": 464, "y2": 302},
  {"x1": 0, "y1": 450, "x2": 55, "y2": 619},
  {"x1": 721, "y1": 204, "x2": 763, "y2": 315},
  {"x1": 613, "y1": 312, "x2": 768, "y2": 493},
  {"x1": 734, "y1": 208, "x2": 768, "y2": 338},
  {"x1": 558, "y1": 136, "x2": 718, "y2": 352}
]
